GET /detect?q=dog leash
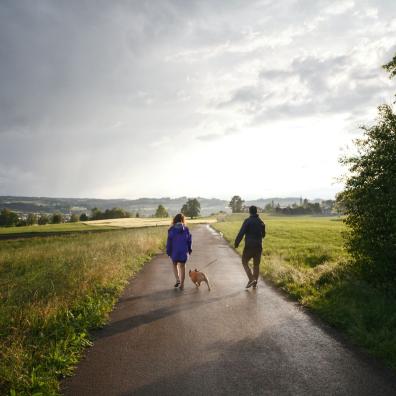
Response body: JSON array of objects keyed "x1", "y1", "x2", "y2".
[{"x1": 201, "y1": 259, "x2": 217, "y2": 270}]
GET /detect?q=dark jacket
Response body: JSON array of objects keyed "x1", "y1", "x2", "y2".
[
  {"x1": 166, "y1": 222, "x2": 192, "y2": 262},
  {"x1": 234, "y1": 214, "x2": 265, "y2": 249}
]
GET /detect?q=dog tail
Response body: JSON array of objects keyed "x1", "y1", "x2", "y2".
[{"x1": 204, "y1": 274, "x2": 211, "y2": 291}]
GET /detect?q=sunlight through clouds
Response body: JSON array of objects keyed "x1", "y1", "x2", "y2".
[{"x1": 0, "y1": 0, "x2": 395, "y2": 199}]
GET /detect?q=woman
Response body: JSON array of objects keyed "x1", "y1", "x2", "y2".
[{"x1": 166, "y1": 213, "x2": 192, "y2": 290}]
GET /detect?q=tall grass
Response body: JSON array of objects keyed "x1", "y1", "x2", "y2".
[
  {"x1": 214, "y1": 215, "x2": 396, "y2": 369},
  {"x1": 0, "y1": 227, "x2": 166, "y2": 395}
]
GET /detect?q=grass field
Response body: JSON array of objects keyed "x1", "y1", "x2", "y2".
[
  {"x1": 213, "y1": 214, "x2": 396, "y2": 369},
  {"x1": 0, "y1": 227, "x2": 166, "y2": 395},
  {"x1": 0, "y1": 217, "x2": 216, "y2": 237},
  {"x1": 0, "y1": 222, "x2": 117, "y2": 235},
  {"x1": 85, "y1": 217, "x2": 216, "y2": 228}
]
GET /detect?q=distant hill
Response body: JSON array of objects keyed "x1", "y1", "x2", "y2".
[{"x1": 0, "y1": 196, "x2": 328, "y2": 217}]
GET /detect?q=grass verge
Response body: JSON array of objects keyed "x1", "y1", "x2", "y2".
[
  {"x1": 213, "y1": 214, "x2": 396, "y2": 369},
  {"x1": 0, "y1": 227, "x2": 166, "y2": 395}
]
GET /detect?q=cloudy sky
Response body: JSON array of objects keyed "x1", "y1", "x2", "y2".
[{"x1": 1, "y1": 0, "x2": 395, "y2": 200}]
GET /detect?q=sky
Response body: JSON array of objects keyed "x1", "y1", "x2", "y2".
[{"x1": 0, "y1": 0, "x2": 395, "y2": 200}]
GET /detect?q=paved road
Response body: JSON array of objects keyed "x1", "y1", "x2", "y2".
[{"x1": 63, "y1": 225, "x2": 396, "y2": 396}]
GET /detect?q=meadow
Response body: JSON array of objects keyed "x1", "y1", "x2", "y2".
[
  {"x1": 0, "y1": 217, "x2": 216, "y2": 237},
  {"x1": 213, "y1": 214, "x2": 396, "y2": 369},
  {"x1": 85, "y1": 217, "x2": 216, "y2": 228},
  {"x1": 0, "y1": 222, "x2": 117, "y2": 236},
  {"x1": 0, "y1": 227, "x2": 166, "y2": 395}
]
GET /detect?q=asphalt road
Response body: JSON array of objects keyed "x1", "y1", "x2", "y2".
[{"x1": 62, "y1": 224, "x2": 396, "y2": 396}]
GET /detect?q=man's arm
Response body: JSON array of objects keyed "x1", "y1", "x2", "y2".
[
  {"x1": 261, "y1": 222, "x2": 266, "y2": 239},
  {"x1": 234, "y1": 219, "x2": 248, "y2": 248}
]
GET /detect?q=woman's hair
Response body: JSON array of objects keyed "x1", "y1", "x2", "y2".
[{"x1": 172, "y1": 213, "x2": 185, "y2": 225}]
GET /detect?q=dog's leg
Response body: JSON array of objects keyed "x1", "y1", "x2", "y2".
[{"x1": 204, "y1": 275, "x2": 211, "y2": 291}]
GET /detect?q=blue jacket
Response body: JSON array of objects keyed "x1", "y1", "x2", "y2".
[{"x1": 166, "y1": 223, "x2": 192, "y2": 262}]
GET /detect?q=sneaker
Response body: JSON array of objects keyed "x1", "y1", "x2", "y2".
[
  {"x1": 252, "y1": 280, "x2": 258, "y2": 288},
  {"x1": 245, "y1": 280, "x2": 256, "y2": 289},
  {"x1": 174, "y1": 281, "x2": 180, "y2": 287}
]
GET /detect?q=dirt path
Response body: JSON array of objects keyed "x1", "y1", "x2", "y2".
[{"x1": 62, "y1": 225, "x2": 396, "y2": 395}]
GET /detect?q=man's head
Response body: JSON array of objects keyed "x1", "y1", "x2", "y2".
[{"x1": 249, "y1": 205, "x2": 257, "y2": 215}]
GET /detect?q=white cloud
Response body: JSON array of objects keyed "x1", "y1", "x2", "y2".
[{"x1": 0, "y1": 0, "x2": 395, "y2": 199}]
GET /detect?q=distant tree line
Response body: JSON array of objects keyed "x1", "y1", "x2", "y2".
[
  {"x1": 90, "y1": 207, "x2": 131, "y2": 220},
  {"x1": 0, "y1": 208, "x2": 68, "y2": 227},
  {"x1": 268, "y1": 199, "x2": 335, "y2": 215},
  {"x1": 227, "y1": 196, "x2": 336, "y2": 215},
  {"x1": 0, "y1": 206, "x2": 135, "y2": 228}
]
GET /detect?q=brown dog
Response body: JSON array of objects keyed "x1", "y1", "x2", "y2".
[{"x1": 189, "y1": 269, "x2": 211, "y2": 291}]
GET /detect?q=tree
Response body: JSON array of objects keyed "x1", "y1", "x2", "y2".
[
  {"x1": 0, "y1": 208, "x2": 19, "y2": 227},
  {"x1": 264, "y1": 203, "x2": 273, "y2": 212},
  {"x1": 337, "y1": 103, "x2": 396, "y2": 284},
  {"x1": 229, "y1": 196, "x2": 244, "y2": 213},
  {"x1": 51, "y1": 213, "x2": 64, "y2": 224},
  {"x1": 155, "y1": 204, "x2": 169, "y2": 218},
  {"x1": 91, "y1": 207, "x2": 103, "y2": 220},
  {"x1": 26, "y1": 213, "x2": 38, "y2": 226},
  {"x1": 38, "y1": 214, "x2": 49, "y2": 225},
  {"x1": 17, "y1": 219, "x2": 27, "y2": 227},
  {"x1": 70, "y1": 213, "x2": 79, "y2": 222},
  {"x1": 383, "y1": 55, "x2": 396, "y2": 79},
  {"x1": 79, "y1": 213, "x2": 89, "y2": 221},
  {"x1": 181, "y1": 198, "x2": 201, "y2": 218}
]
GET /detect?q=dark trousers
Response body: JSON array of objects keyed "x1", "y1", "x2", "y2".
[{"x1": 242, "y1": 246, "x2": 262, "y2": 281}]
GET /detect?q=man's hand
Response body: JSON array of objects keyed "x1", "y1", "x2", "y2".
[
  {"x1": 234, "y1": 243, "x2": 239, "y2": 249},
  {"x1": 189, "y1": 250, "x2": 192, "y2": 255}
]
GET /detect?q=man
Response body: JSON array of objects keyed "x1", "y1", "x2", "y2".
[{"x1": 234, "y1": 205, "x2": 266, "y2": 288}]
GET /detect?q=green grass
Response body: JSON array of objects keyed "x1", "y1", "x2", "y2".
[
  {"x1": 0, "y1": 222, "x2": 117, "y2": 235},
  {"x1": 0, "y1": 216, "x2": 216, "y2": 237},
  {"x1": 0, "y1": 227, "x2": 166, "y2": 395},
  {"x1": 213, "y1": 214, "x2": 396, "y2": 369}
]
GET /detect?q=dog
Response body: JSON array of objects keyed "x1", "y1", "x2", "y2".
[{"x1": 189, "y1": 269, "x2": 211, "y2": 291}]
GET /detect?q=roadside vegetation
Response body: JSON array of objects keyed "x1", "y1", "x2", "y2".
[
  {"x1": 214, "y1": 214, "x2": 396, "y2": 369},
  {"x1": 0, "y1": 227, "x2": 166, "y2": 395}
]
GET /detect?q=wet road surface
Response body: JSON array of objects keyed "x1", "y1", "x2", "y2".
[{"x1": 63, "y1": 224, "x2": 396, "y2": 395}]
